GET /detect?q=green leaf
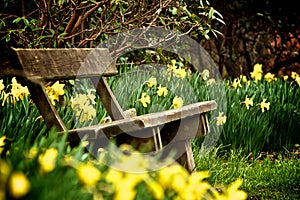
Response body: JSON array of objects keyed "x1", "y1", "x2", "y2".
[
  {"x1": 13, "y1": 17, "x2": 22, "y2": 24},
  {"x1": 5, "y1": 35, "x2": 10, "y2": 42}
]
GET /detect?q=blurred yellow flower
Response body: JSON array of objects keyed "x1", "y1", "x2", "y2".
[
  {"x1": 201, "y1": 69, "x2": 210, "y2": 81},
  {"x1": 138, "y1": 92, "x2": 151, "y2": 107},
  {"x1": 0, "y1": 79, "x2": 4, "y2": 93},
  {"x1": 77, "y1": 163, "x2": 101, "y2": 187},
  {"x1": 207, "y1": 78, "x2": 216, "y2": 85},
  {"x1": 250, "y1": 64, "x2": 263, "y2": 82},
  {"x1": 225, "y1": 178, "x2": 247, "y2": 200},
  {"x1": 241, "y1": 96, "x2": 253, "y2": 110},
  {"x1": 240, "y1": 75, "x2": 247, "y2": 83},
  {"x1": 295, "y1": 76, "x2": 300, "y2": 86},
  {"x1": 291, "y1": 72, "x2": 299, "y2": 79},
  {"x1": 232, "y1": 78, "x2": 242, "y2": 89},
  {"x1": 173, "y1": 67, "x2": 187, "y2": 79},
  {"x1": 9, "y1": 172, "x2": 30, "y2": 199},
  {"x1": 46, "y1": 81, "x2": 65, "y2": 105},
  {"x1": 9, "y1": 77, "x2": 30, "y2": 105},
  {"x1": 257, "y1": 99, "x2": 270, "y2": 112},
  {"x1": 70, "y1": 92, "x2": 97, "y2": 122},
  {"x1": 147, "y1": 77, "x2": 157, "y2": 88},
  {"x1": 173, "y1": 96, "x2": 184, "y2": 109},
  {"x1": 145, "y1": 178, "x2": 164, "y2": 199},
  {"x1": 38, "y1": 148, "x2": 58, "y2": 174},
  {"x1": 216, "y1": 112, "x2": 227, "y2": 126},
  {"x1": 0, "y1": 135, "x2": 6, "y2": 154},
  {"x1": 25, "y1": 147, "x2": 38, "y2": 159},
  {"x1": 80, "y1": 104, "x2": 96, "y2": 122},
  {"x1": 157, "y1": 85, "x2": 168, "y2": 97},
  {"x1": 283, "y1": 75, "x2": 289, "y2": 81},
  {"x1": 264, "y1": 72, "x2": 276, "y2": 82}
]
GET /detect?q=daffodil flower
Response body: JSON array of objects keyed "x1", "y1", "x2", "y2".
[
  {"x1": 201, "y1": 69, "x2": 210, "y2": 81},
  {"x1": 157, "y1": 85, "x2": 168, "y2": 97},
  {"x1": 0, "y1": 135, "x2": 6, "y2": 154},
  {"x1": 240, "y1": 75, "x2": 248, "y2": 83},
  {"x1": 257, "y1": 99, "x2": 270, "y2": 112},
  {"x1": 0, "y1": 79, "x2": 4, "y2": 93},
  {"x1": 250, "y1": 63, "x2": 263, "y2": 83},
  {"x1": 9, "y1": 172, "x2": 30, "y2": 199},
  {"x1": 216, "y1": 112, "x2": 227, "y2": 126},
  {"x1": 241, "y1": 96, "x2": 253, "y2": 109},
  {"x1": 232, "y1": 78, "x2": 242, "y2": 89},
  {"x1": 173, "y1": 67, "x2": 187, "y2": 79},
  {"x1": 147, "y1": 77, "x2": 157, "y2": 88},
  {"x1": 46, "y1": 81, "x2": 65, "y2": 105},
  {"x1": 264, "y1": 72, "x2": 276, "y2": 82},
  {"x1": 295, "y1": 76, "x2": 300, "y2": 86},
  {"x1": 76, "y1": 163, "x2": 101, "y2": 187},
  {"x1": 291, "y1": 72, "x2": 299, "y2": 79},
  {"x1": 38, "y1": 148, "x2": 58, "y2": 174},
  {"x1": 138, "y1": 92, "x2": 151, "y2": 107},
  {"x1": 173, "y1": 96, "x2": 183, "y2": 109}
]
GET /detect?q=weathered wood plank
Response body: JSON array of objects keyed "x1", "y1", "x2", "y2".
[
  {"x1": 27, "y1": 81, "x2": 67, "y2": 132},
  {"x1": 14, "y1": 48, "x2": 118, "y2": 80},
  {"x1": 66, "y1": 100, "x2": 217, "y2": 141}
]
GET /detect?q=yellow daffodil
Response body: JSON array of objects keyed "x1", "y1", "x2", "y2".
[
  {"x1": 145, "y1": 178, "x2": 164, "y2": 199},
  {"x1": 138, "y1": 92, "x2": 151, "y2": 107},
  {"x1": 76, "y1": 163, "x2": 101, "y2": 187},
  {"x1": 80, "y1": 104, "x2": 96, "y2": 122},
  {"x1": 157, "y1": 85, "x2": 168, "y2": 97},
  {"x1": 38, "y1": 148, "x2": 58, "y2": 174},
  {"x1": 46, "y1": 81, "x2": 65, "y2": 105},
  {"x1": 167, "y1": 59, "x2": 177, "y2": 71},
  {"x1": 173, "y1": 67, "x2": 187, "y2": 79},
  {"x1": 207, "y1": 78, "x2": 216, "y2": 85},
  {"x1": 283, "y1": 75, "x2": 289, "y2": 81},
  {"x1": 0, "y1": 79, "x2": 4, "y2": 93},
  {"x1": 264, "y1": 72, "x2": 276, "y2": 82},
  {"x1": 201, "y1": 69, "x2": 210, "y2": 81},
  {"x1": 216, "y1": 112, "x2": 227, "y2": 126},
  {"x1": 70, "y1": 92, "x2": 97, "y2": 122},
  {"x1": 173, "y1": 96, "x2": 184, "y2": 109},
  {"x1": 295, "y1": 76, "x2": 300, "y2": 86},
  {"x1": 291, "y1": 72, "x2": 299, "y2": 79},
  {"x1": 9, "y1": 77, "x2": 30, "y2": 105},
  {"x1": 250, "y1": 64, "x2": 263, "y2": 83},
  {"x1": 232, "y1": 78, "x2": 242, "y2": 89},
  {"x1": 241, "y1": 96, "x2": 253, "y2": 109},
  {"x1": 9, "y1": 172, "x2": 30, "y2": 199},
  {"x1": 225, "y1": 178, "x2": 247, "y2": 200},
  {"x1": 0, "y1": 135, "x2": 6, "y2": 154},
  {"x1": 147, "y1": 77, "x2": 157, "y2": 88},
  {"x1": 240, "y1": 75, "x2": 248, "y2": 83},
  {"x1": 257, "y1": 99, "x2": 270, "y2": 112}
]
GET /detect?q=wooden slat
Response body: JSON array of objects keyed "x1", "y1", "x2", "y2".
[
  {"x1": 26, "y1": 81, "x2": 67, "y2": 132},
  {"x1": 14, "y1": 48, "x2": 118, "y2": 80},
  {"x1": 67, "y1": 100, "x2": 217, "y2": 141}
]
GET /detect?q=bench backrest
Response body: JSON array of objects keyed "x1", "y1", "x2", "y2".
[{"x1": 14, "y1": 48, "x2": 118, "y2": 80}]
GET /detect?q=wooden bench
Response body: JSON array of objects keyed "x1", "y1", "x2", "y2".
[{"x1": 1, "y1": 48, "x2": 217, "y2": 172}]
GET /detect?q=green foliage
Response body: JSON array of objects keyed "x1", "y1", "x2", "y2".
[
  {"x1": 0, "y1": 0, "x2": 224, "y2": 49},
  {"x1": 194, "y1": 145, "x2": 300, "y2": 199}
]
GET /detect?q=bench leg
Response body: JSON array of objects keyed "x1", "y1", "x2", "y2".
[
  {"x1": 27, "y1": 81, "x2": 67, "y2": 132},
  {"x1": 176, "y1": 140, "x2": 196, "y2": 173}
]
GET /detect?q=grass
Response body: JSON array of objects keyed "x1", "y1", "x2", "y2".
[
  {"x1": 1, "y1": 61, "x2": 300, "y2": 199},
  {"x1": 193, "y1": 145, "x2": 300, "y2": 199}
]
